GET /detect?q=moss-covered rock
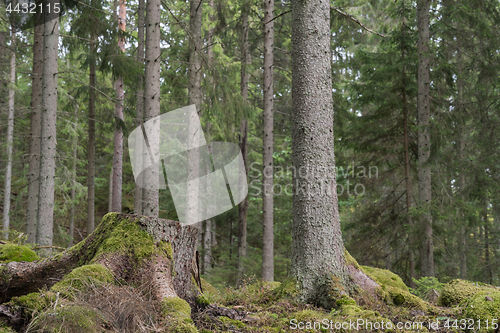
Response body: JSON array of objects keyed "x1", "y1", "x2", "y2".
[
  {"x1": 0, "y1": 244, "x2": 39, "y2": 263},
  {"x1": 30, "y1": 305, "x2": 106, "y2": 332},
  {"x1": 51, "y1": 264, "x2": 114, "y2": 298},
  {"x1": 162, "y1": 296, "x2": 198, "y2": 333},
  {"x1": 438, "y1": 279, "x2": 481, "y2": 307},
  {"x1": 461, "y1": 289, "x2": 500, "y2": 321},
  {"x1": 361, "y1": 266, "x2": 408, "y2": 292}
]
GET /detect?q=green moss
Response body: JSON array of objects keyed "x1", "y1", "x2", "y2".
[
  {"x1": 344, "y1": 249, "x2": 362, "y2": 270},
  {"x1": 461, "y1": 289, "x2": 500, "y2": 321},
  {"x1": 0, "y1": 244, "x2": 40, "y2": 263},
  {"x1": 51, "y1": 264, "x2": 114, "y2": 298},
  {"x1": 8, "y1": 292, "x2": 56, "y2": 315},
  {"x1": 330, "y1": 304, "x2": 401, "y2": 332},
  {"x1": 336, "y1": 294, "x2": 356, "y2": 307},
  {"x1": 200, "y1": 278, "x2": 219, "y2": 295},
  {"x1": 292, "y1": 309, "x2": 323, "y2": 322},
  {"x1": 162, "y1": 296, "x2": 198, "y2": 332},
  {"x1": 196, "y1": 294, "x2": 210, "y2": 306},
  {"x1": 273, "y1": 278, "x2": 298, "y2": 299},
  {"x1": 438, "y1": 279, "x2": 480, "y2": 307},
  {"x1": 31, "y1": 305, "x2": 105, "y2": 333},
  {"x1": 219, "y1": 316, "x2": 246, "y2": 328},
  {"x1": 361, "y1": 266, "x2": 409, "y2": 292}
]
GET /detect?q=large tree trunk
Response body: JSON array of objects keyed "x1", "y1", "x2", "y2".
[
  {"x1": 111, "y1": 0, "x2": 127, "y2": 213},
  {"x1": 27, "y1": 19, "x2": 44, "y2": 244},
  {"x1": 290, "y1": 0, "x2": 377, "y2": 305},
  {"x1": 237, "y1": 0, "x2": 250, "y2": 284},
  {"x1": 36, "y1": 0, "x2": 59, "y2": 251},
  {"x1": 143, "y1": 0, "x2": 161, "y2": 217},
  {"x1": 417, "y1": 0, "x2": 434, "y2": 277},
  {"x1": 87, "y1": 30, "x2": 96, "y2": 234},
  {"x1": 2, "y1": 6, "x2": 16, "y2": 239},
  {"x1": 0, "y1": 213, "x2": 198, "y2": 303},
  {"x1": 134, "y1": 0, "x2": 145, "y2": 216},
  {"x1": 262, "y1": 0, "x2": 274, "y2": 283}
]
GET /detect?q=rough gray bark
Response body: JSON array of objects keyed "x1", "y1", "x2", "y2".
[
  {"x1": 87, "y1": 31, "x2": 96, "y2": 234},
  {"x1": 2, "y1": 8, "x2": 16, "y2": 239},
  {"x1": 237, "y1": 0, "x2": 250, "y2": 283},
  {"x1": 417, "y1": 0, "x2": 434, "y2": 277},
  {"x1": 111, "y1": 0, "x2": 127, "y2": 213},
  {"x1": 36, "y1": 1, "x2": 59, "y2": 251},
  {"x1": 262, "y1": 0, "x2": 274, "y2": 283},
  {"x1": 143, "y1": 0, "x2": 161, "y2": 217},
  {"x1": 134, "y1": 0, "x2": 145, "y2": 216},
  {"x1": 290, "y1": 0, "x2": 348, "y2": 303},
  {"x1": 27, "y1": 20, "x2": 44, "y2": 244}
]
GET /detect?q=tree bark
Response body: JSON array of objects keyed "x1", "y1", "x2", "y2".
[
  {"x1": 237, "y1": 0, "x2": 250, "y2": 284},
  {"x1": 36, "y1": 0, "x2": 59, "y2": 252},
  {"x1": 69, "y1": 102, "x2": 78, "y2": 248},
  {"x1": 2, "y1": 5, "x2": 16, "y2": 239},
  {"x1": 143, "y1": 0, "x2": 161, "y2": 217},
  {"x1": 262, "y1": 0, "x2": 274, "y2": 283},
  {"x1": 27, "y1": 17, "x2": 44, "y2": 244},
  {"x1": 291, "y1": 0, "x2": 349, "y2": 304},
  {"x1": 111, "y1": 0, "x2": 127, "y2": 213},
  {"x1": 87, "y1": 29, "x2": 96, "y2": 234},
  {"x1": 134, "y1": 0, "x2": 145, "y2": 216},
  {"x1": 401, "y1": 13, "x2": 415, "y2": 288},
  {"x1": 417, "y1": 0, "x2": 434, "y2": 277},
  {"x1": 0, "y1": 213, "x2": 198, "y2": 303}
]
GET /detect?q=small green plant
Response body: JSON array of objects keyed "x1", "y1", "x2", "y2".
[{"x1": 410, "y1": 276, "x2": 443, "y2": 299}]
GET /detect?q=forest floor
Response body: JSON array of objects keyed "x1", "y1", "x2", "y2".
[{"x1": 1, "y1": 239, "x2": 500, "y2": 332}]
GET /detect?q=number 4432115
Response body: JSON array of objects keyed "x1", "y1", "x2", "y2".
[{"x1": 6, "y1": 2, "x2": 60, "y2": 14}]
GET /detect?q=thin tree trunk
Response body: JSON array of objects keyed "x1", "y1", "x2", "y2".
[
  {"x1": 484, "y1": 202, "x2": 492, "y2": 284},
  {"x1": 201, "y1": 0, "x2": 215, "y2": 275},
  {"x1": 111, "y1": 0, "x2": 126, "y2": 213},
  {"x1": 417, "y1": 0, "x2": 434, "y2": 277},
  {"x1": 27, "y1": 17, "x2": 44, "y2": 244},
  {"x1": 143, "y1": 0, "x2": 161, "y2": 217},
  {"x1": 457, "y1": 59, "x2": 467, "y2": 280},
  {"x1": 87, "y1": 30, "x2": 96, "y2": 234},
  {"x1": 2, "y1": 8, "x2": 16, "y2": 239},
  {"x1": 291, "y1": 0, "x2": 349, "y2": 303},
  {"x1": 262, "y1": 0, "x2": 274, "y2": 282},
  {"x1": 401, "y1": 11, "x2": 415, "y2": 288},
  {"x1": 134, "y1": 0, "x2": 145, "y2": 216},
  {"x1": 69, "y1": 103, "x2": 78, "y2": 248},
  {"x1": 37, "y1": 0, "x2": 60, "y2": 252},
  {"x1": 237, "y1": 0, "x2": 250, "y2": 284}
]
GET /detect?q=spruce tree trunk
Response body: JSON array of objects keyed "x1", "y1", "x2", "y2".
[
  {"x1": 69, "y1": 103, "x2": 78, "y2": 248},
  {"x1": 417, "y1": 0, "x2": 434, "y2": 277},
  {"x1": 27, "y1": 18, "x2": 43, "y2": 244},
  {"x1": 134, "y1": 0, "x2": 145, "y2": 216},
  {"x1": 2, "y1": 8, "x2": 16, "y2": 239},
  {"x1": 237, "y1": 0, "x2": 250, "y2": 283},
  {"x1": 291, "y1": 0, "x2": 349, "y2": 304},
  {"x1": 143, "y1": 0, "x2": 161, "y2": 217},
  {"x1": 87, "y1": 31, "x2": 96, "y2": 234},
  {"x1": 111, "y1": 0, "x2": 127, "y2": 213},
  {"x1": 36, "y1": 1, "x2": 59, "y2": 251},
  {"x1": 262, "y1": 0, "x2": 274, "y2": 282},
  {"x1": 401, "y1": 14, "x2": 415, "y2": 288}
]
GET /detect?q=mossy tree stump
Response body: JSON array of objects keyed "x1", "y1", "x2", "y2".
[{"x1": 0, "y1": 213, "x2": 199, "y2": 303}]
